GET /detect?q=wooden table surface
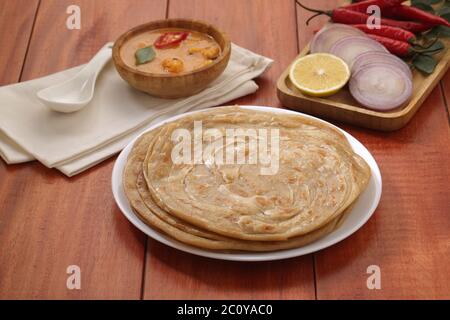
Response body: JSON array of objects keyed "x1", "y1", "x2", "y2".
[{"x1": 0, "y1": 0, "x2": 449, "y2": 300}]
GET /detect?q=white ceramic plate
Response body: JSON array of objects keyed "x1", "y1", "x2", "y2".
[{"x1": 111, "y1": 106, "x2": 382, "y2": 261}]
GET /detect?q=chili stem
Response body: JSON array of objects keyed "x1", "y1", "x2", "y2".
[
  {"x1": 412, "y1": 36, "x2": 438, "y2": 50},
  {"x1": 296, "y1": 1, "x2": 326, "y2": 15},
  {"x1": 306, "y1": 13, "x2": 324, "y2": 25}
]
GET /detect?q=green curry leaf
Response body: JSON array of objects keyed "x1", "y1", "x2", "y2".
[
  {"x1": 413, "y1": 0, "x2": 442, "y2": 5},
  {"x1": 411, "y1": 1, "x2": 435, "y2": 13},
  {"x1": 437, "y1": 6, "x2": 450, "y2": 22},
  {"x1": 426, "y1": 25, "x2": 450, "y2": 38},
  {"x1": 135, "y1": 46, "x2": 156, "y2": 65},
  {"x1": 424, "y1": 39, "x2": 445, "y2": 53},
  {"x1": 413, "y1": 54, "x2": 437, "y2": 74},
  {"x1": 437, "y1": 6, "x2": 450, "y2": 16}
]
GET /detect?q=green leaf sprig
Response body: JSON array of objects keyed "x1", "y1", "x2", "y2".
[
  {"x1": 135, "y1": 46, "x2": 156, "y2": 65},
  {"x1": 410, "y1": 0, "x2": 450, "y2": 74},
  {"x1": 413, "y1": 54, "x2": 437, "y2": 73}
]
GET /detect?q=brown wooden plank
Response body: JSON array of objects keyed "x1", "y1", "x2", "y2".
[
  {"x1": 441, "y1": 73, "x2": 450, "y2": 121},
  {"x1": 1, "y1": 0, "x2": 447, "y2": 300},
  {"x1": 0, "y1": 0, "x2": 167, "y2": 299},
  {"x1": 142, "y1": 0, "x2": 316, "y2": 300},
  {"x1": 315, "y1": 90, "x2": 450, "y2": 299},
  {"x1": 0, "y1": 0, "x2": 39, "y2": 85},
  {"x1": 296, "y1": 0, "x2": 450, "y2": 299}
]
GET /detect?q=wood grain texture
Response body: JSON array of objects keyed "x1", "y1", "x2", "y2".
[
  {"x1": 142, "y1": 0, "x2": 316, "y2": 300},
  {"x1": 314, "y1": 92, "x2": 450, "y2": 299},
  {"x1": 441, "y1": 73, "x2": 450, "y2": 120},
  {"x1": 296, "y1": 0, "x2": 450, "y2": 299},
  {"x1": 0, "y1": 0, "x2": 168, "y2": 299},
  {"x1": 20, "y1": 0, "x2": 168, "y2": 77},
  {"x1": 0, "y1": 0, "x2": 39, "y2": 85},
  {"x1": 0, "y1": 0, "x2": 449, "y2": 300},
  {"x1": 165, "y1": 0, "x2": 301, "y2": 108}
]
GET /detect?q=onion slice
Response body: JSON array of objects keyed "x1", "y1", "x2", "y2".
[
  {"x1": 349, "y1": 64, "x2": 412, "y2": 111},
  {"x1": 330, "y1": 36, "x2": 388, "y2": 67},
  {"x1": 310, "y1": 23, "x2": 365, "y2": 53},
  {"x1": 351, "y1": 51, "x2": 412, "y2": 80}
]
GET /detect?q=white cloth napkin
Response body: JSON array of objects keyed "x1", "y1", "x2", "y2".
[{"x1": 0, "y1": 43, "x2": 272, "y2": 176}]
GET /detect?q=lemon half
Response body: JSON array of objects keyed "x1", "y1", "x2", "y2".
[{"x1": 289, "y1": 53, "x2": 350, "y2": 97}]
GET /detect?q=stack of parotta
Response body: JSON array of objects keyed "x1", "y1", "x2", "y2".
[{"x1": 123, "y1": 106, "x2": 371, "y2": 252}]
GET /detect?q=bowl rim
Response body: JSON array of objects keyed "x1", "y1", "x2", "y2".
[{"x1": 112, "y1": 18, "x2": 231, "y2": 79}]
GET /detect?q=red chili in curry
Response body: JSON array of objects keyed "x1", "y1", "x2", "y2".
[{"x1": 154, "y1": 31, "x2": 189, "y2": 49}]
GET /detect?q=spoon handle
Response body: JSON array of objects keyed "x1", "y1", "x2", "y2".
[{"x1": 80, "y1": 42, "x2": 113, "y2": 78}]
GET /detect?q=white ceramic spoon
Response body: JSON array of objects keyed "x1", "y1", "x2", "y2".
[{"x1": 37, "y1": 43, "x2": 113, "y2": 113}]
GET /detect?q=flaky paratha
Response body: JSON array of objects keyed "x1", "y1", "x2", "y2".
[
  {"x1": 123, "y1": 129, "x2": 347, "y2": 251},
  {"x1": 141, "y1": 107, "x2": 371, "y2": 242}
]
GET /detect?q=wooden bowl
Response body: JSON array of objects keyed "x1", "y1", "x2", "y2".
[{"x1": 112, "y1": 19, "x2": 231, "y2": 99}]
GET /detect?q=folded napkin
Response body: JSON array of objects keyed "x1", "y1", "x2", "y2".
[{"x1": 0, "y1": 43, "x2": 272, "y2": 176}]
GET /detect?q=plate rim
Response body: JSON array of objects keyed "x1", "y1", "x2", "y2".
[{"x1": 111, "y1": 105, "x2": 382, "y2": 261}]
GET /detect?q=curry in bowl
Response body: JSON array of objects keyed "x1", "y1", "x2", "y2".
[
  {"x1": 113, "y1": 19, "x2": 231, "y2": 99},
  {"x1": 120, "y1": 28, "x2": 222, "y2": 74}
]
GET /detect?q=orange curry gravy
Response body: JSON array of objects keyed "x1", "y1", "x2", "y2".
[{"x1": 121, "y1": 28, "x2": 222, "y2": 74}]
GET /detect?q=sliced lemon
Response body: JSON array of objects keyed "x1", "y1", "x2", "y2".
[{"x1": 289, "y1": 53, "x2": 350, "y2": 97}]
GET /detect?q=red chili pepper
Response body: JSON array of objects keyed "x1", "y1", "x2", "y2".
[
  {"x1": 382, "y1": 5, "x2": 450, "y2": 27},
  {"x1": 367, "y1": 34, "x2": 412, "y2": 56},
  {"x1": 342, "y1": 0, "x2": 404, "y2": 13},
  {"x1": 297, "y1": 1, "x2": 434, "y2": 34},
  {"x1": 154, "y1": 32, "x2": 189, "y2": 49},
  {"x1": 331, "y1": 8, "x2": 433, "y2": 33},
  {"x1": 367, "y1": 34, "x2": 443, "y2": 57},
  {"x1": 351, "y1": 24, "x2": 416, "y2": 43}
]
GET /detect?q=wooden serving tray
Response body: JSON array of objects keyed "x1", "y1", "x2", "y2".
[{"x1": 277, "y1": 41, "x2": 450, "y2": 131}]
